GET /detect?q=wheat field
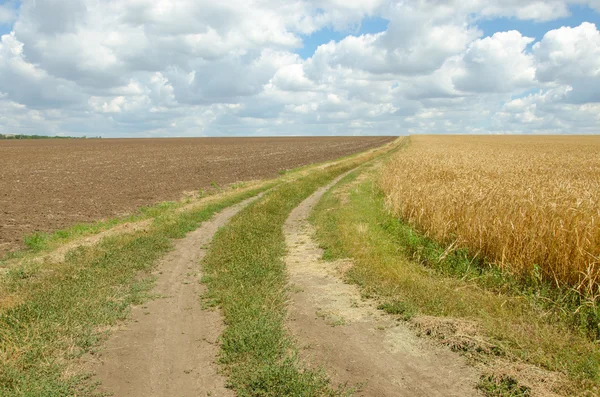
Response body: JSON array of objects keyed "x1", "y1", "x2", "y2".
[{"x1": 381, "y1": 135, "x2": 600, "y2": 297}]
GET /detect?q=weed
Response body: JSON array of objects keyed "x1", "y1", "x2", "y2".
[
  {"x1": 23, "y1": 232, "x2": 48, "y2": 252},
  {"x1": 210, "y1": 181, "x2": 222, "y2": 192},
  {"x1": 477, "y1": 374, "x2": 531, "y2": 397},
  {"x1": 377, "y1": 300, "x2": 415, "y2": 320}
]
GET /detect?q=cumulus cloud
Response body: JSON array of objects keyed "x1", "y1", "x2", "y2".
[
  {"x1": 0, "y1": 0, "x2": 599, "y2": 136},
  {"x1": 453, "y1": 31, "x2": 536, "y2": 93},
  {"x1": 493, "y1": 87, "x2": 600, "y2": 133},
  {"x1": 534, "y1": 22, "x2": 600, "y2": 103},
  {"x1": 306, "y1": 2, "x2": 480, "y2": 77},
  {"x1": 0, "y1": 33, "x2": 85, "y2": 108}
]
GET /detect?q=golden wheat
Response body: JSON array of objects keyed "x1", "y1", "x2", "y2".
[{"x1": 381, "y1": 135, "x2": 600, "y2": 295}]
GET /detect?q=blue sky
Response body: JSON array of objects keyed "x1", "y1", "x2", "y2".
[
  {"x1": 297, "y1": 16, "x2": 389, "y2": 59},
  {"x1": 0, "y1": 22, "x2": 9, "y2": 35},
  {"x1": 0, "y1": 0, "x2": 600, "y2": 137}
]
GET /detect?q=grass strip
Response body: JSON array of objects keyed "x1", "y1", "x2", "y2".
[
  {"x1": 199, "y1": 158, "x2": 390, "y2": 396},
  {"x1": 310, "y1": 164, "x2": 600, "y2": 396},
  {"x1": 0, "y1": 185, "x2": 270, "y2": 396}
]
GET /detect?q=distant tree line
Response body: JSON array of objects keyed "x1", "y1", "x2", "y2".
[{"x1": 0, "y1": 134, "x2": 99, "y2": 139}]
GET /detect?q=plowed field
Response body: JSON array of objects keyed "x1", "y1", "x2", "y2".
[{"x1": 0, "y1": 136, "x2": 394, "y2": 254}]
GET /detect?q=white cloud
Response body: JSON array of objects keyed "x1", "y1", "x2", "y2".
[
  {"x1": 534, "y1": 22, "x2": 600, "y2": 103},
  {"x1": 493, "y1": 87, "x2": 600, "y2": 133},
  {"x1": 0, "y1": 1, "x2": 599, "y2": 136},
  {"x1": 453, "y1": 31, "x2": 536, "y2": 93},
  {"x1": 306, "y1": 2, "x2": 480, "y2": 77},
  {"x1": 271, "y1": 64, "x2": 316, "y2": 92},
  {"x1": 0, "y1": 33, "x2": 85, "y2": 108}
]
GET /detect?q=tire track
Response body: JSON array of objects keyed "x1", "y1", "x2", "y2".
[
  {"x1": 284, "y1": 172, "x2": 480, "y2": 396},
  {"x1": 86, "y1": 195, "x2": 261, "y2": 397}
]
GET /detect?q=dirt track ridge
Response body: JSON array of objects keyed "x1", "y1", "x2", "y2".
[
  {"x1": 86, "y1": 195, "x2": 261, "y2": 397},
  {"x1": 284, "y1": 172, "x2": 480, "y2": 396}
]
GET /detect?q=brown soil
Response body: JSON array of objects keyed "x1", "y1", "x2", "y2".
[
  {"x1": 0, "y1": 136, "x2": 394, "y2": 255},
  {"x1": 284, "y1": 172, "x2": 480, "y2": 396},
  {"x1": 84, "y1": 194, "x2": 261, "y2": 397}
]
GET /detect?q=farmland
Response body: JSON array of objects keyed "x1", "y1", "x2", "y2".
[
  {"x1": 2, "y1": 135, "x2": 600, "y2": 397},
  {"x1": 0, "y1": 136, "x2": 393, "y2": 255},
  {"x1": 381, "y1": 135, "x2": 600, "y2": 295}
]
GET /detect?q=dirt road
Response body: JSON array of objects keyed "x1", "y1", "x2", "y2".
[
  {"x1": 284, "y1": 172, "x2": 480, "y2": 396},
  {"x1": 86, "y1": 195, "x2": 261, "y2": 397}
]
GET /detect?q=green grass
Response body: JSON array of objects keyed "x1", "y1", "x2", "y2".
[
  {"x1": 0, "y1": 185, "x2": 270, "y2": 396},
  {"x1": 376, "y1": 300, "x2": 415, "y2": 320},
  {"x1": 310, "y1": 163, "x2": 600, "y2": 396},
  {"x1": 477, "y1": 375, "x2": 531, "y2": 397},
  {"x1": 2, "y1": 202, "x2": 179, "y2": 264}
]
